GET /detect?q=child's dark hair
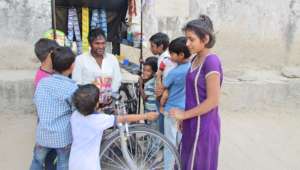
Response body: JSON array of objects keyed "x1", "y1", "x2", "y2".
[
  {"x1": 169, "y1": 37, "x2": 191, "y2": 59},
  {"x1": 51, "y1": 47, "x2": 75, "y2": 73},
  {"x1": 34, "y1": 38, "x2": 59, "y2": 62},
  {"x1": 183, "y1": 14, "x2": 216, "y2": 48},
  {"x1": 144, "y1": 56, "x2": 158, "y2": 72},
  {"x1": 149, "y1": 32, "x2": 169, "y2": 50},
  {"x1": 88, "y1": 28, "x2": 106, "y2": 44},
  {"x1": 73, "y1": 84, "x2": 100, "y2": 116}
]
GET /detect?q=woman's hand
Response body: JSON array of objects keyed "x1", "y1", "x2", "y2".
[{"x1": 169, "y1": 108, "x2": 185, "y2": 121}]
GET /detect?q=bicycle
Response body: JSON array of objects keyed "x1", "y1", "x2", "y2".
[
  {"x1": 99, "y1": 93, "x2": 182, "y2": 170},
  {"x1": 118, "y1": 80, "x2": 139, "y2": 114}
]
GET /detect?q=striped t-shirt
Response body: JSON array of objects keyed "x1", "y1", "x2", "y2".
[{"x1": 144, "y1": 77, "x2": 157, "y2": 112}]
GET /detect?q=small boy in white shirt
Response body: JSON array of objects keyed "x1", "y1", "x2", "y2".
[{"x1": 69, "y1": 84, "x2": 158, "y2": 170}]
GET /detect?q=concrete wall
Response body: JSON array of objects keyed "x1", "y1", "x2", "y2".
[
  {"x1": 143, "y1": 0, "x2": 300, "y2": 70},
  {"x1": 0, "y1": 0, "x2": 51, "y2": 69},
  {"x1": 0, "y1": 70, "x2": 35, "y2": 114},
  {"x1": 0, "y1": 2, "x2": 299, "y2": 169},
  {"x1": 0, "y1": 0, "x2": 299, "y2": 113},
  {"x1": 1, "y1": 0, "x2": 299, "y2": 70}
]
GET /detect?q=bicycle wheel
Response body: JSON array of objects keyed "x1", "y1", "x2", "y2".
[{"x1": 100, "y1": 126, "x2": 181, "y2": 170}]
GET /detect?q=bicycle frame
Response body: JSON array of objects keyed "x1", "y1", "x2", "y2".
[{"x1": 114, "y1": 96, "x2": 138, "y2": 170}]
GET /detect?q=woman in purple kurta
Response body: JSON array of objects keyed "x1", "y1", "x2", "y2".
[
  {"x1": 170, "y1": 15, "x2": 223, "y2": 170},
  {"x1": 182, "y1": 54, "x2": 222, "y2": 170}
]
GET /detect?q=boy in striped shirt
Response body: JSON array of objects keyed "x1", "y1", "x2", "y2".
[{"x1": 139, "y1": 57, "x2": 158, "y2": 128}]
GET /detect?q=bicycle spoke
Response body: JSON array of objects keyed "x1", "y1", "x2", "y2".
[
  {"x1": 135, "y1": 132, "x2": 139, "y2": 161},
  {"x1": 140, "y1": 134, "x2": 149, "y2": 162},
  {"x1": 102, "y1": 153, "x2": 125, "y2": 169},
  {"x1": 145, "y1": 140, "x2": 164, "y2": 164},
  {"x1": 125, "y1": 136, "x2": 136, "y2": 162},
  {"x1": 101, "y1": 160, "x2": 125, "y2": 170},
  {"x1": 149, "y1": 159, "x2": 164, "y2": 169},
  {"x1": 139, "y1": 135, "x2": 145, "y2": 163},
  {"x1": 142, "y1": 135, "x2": 157, "y2": 164},
  {"x1": 151, "y1": 161, "x2": 166, "y2": 170},
  {"x1": 106, "y1": 142, "x2": 128, "y2": 168},
  {"x1": 128, "y1": 134, "x2": 134, "y2": 160}
]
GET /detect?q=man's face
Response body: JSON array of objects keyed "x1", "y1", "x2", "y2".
[{"x1": 91, "y1": 36, "x2": 106, "y2": 57}]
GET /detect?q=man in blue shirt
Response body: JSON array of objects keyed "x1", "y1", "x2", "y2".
[
  {"x1": 161, "y1": 37, "x2": 191, "y2": 170},
  {"x1": 30, "y1": 47, "x2": 78, "y2": 170}
]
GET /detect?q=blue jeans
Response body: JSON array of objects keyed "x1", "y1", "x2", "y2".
[
  {"x1": 45, "y1": 150, "x2": 56, "y2": 170},
  {"x1": 155, "y1": 101, "x2": 164, "y2": 134},
  {"x1": 30, "y1": 144, "x2": 71, "y2": 170},
  {"x1": 164, "y1": 115, "x2": 182, "y2": 170},
  {"x1": 144, "y1": 109, "x2": 160, "y2": 130}
]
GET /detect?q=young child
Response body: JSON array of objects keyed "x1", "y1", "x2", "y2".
[
  {"x1": 139, "y1": 57, "x2": 158, "y2": 112},
  {"x1": 161, "y1": 37, "x2": 191, "y2": 169},
  {"x1": 30, "y1": 47, "x2": 77, "y2": 170},
  {"x1": 139, "y1": 57, "x2": 158, "y2": 127},
  {"x1": 149, "y1": 32, "x2": 176, "y2": 133},
  {"x1": 169, "y1": 15, "x2": 223, "y2": 170},
  {"x1": 149, "y1": 32, "x2": 176, "y2": 77},
  {"x1": 68, "y1": 84, "x2": 158, "y2": 170},
  {"x1": 34, "y1": 38, "x2": 59, "y2": 87},
  {"x1": 33, "y1": 38, "x2": 60, "y2": 170},
  {"x1": 149, "y1": 32, "x2": 177, "y2": 93}
]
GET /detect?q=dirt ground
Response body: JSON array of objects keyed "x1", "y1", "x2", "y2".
[
  {"x1": 219, "y1": 111, "x2": 300, "y2": 170},
  {"x1": 0, "y1": 110, "x2": 299, "y2": 170}
]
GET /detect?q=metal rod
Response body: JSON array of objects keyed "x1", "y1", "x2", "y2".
[
  {"x1": 138, "y1": 0, "x2": 143, "y2": 113},
  {"x1": 51, "y1": 0, "x2": 57, "y2": 40}
]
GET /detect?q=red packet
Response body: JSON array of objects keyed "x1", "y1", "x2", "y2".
[{"x1": 95, "y1": 76, "x2": 112, "y2": 103}]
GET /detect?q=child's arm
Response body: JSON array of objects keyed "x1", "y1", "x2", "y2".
[
  {"x1": 155, "y1": 70, "x2": 164, "y2": 98},
  {"x1": 160, "y1": 89, "x2": 169, "y2": 106},
  {"x1": 72, "y1": 57, "x2": 83, "y2": 84},
  {"x1": 159, "y1": 89, "x2": 169, "y2": 113},
  {"x1": 138, "y1": 77, "x2": 147, "y2": 100},
  {"x1": 155, "y1": 60, "x2": 166, "y2": 98},
  {"x1": 159, "y1": 67, "x2": 175, "y2": 112},
  {"x1": 117, "y1": 112, "x2": 158, "y2": 123}
]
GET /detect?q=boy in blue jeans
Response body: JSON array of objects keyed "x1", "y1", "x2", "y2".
[
  {"x1": 33, "y1": 38, "x2": 59, "y2": 170},
  {"x1": 30, "y1": 47, "x2": 78, "y2": 170},
  {"x1": 161, "y1": 37, "x2": 191, "y2": 169}
]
